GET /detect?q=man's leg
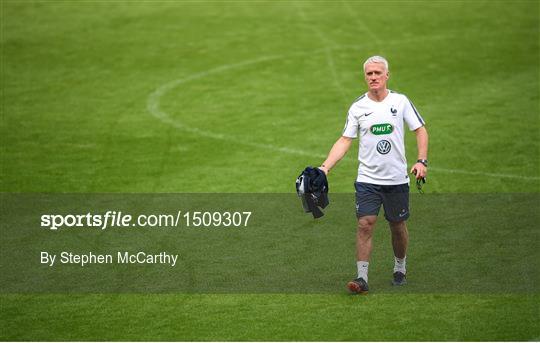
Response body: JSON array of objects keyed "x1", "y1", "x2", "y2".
[
  {"x1": 349, "y1": 182, "x2": 382, "y2": 294},
  {"x1": 347, "y1": 215, "x2": 377, "y2": 294},
  {"x1": 382, "y1": 183, "x2": 410, "y2": 286},
  {"x1": 389, "y1": 220, "x2": 408, "y2": 285},
  {"x1": 389, "y1": 220, "x2": 408, "y2": 259},
  {"x1": 357, "y1": 215, "x2": 378, "y2": 262}
]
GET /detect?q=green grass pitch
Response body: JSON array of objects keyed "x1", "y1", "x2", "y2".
[{"x1": 1, "y1": 0, "x2": 539, "y2": 341}]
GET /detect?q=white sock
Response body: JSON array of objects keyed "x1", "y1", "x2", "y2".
[
  {"x1": 394, "y1": 256, "x2": 407, "y2": 274},
  {"x1": 356, "y1": 261, "x2": 369, "y2": 282}
]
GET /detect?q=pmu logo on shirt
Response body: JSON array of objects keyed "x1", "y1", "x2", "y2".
[{"x1": 370, "y1": 123, "x2": 394, "y2": 135}]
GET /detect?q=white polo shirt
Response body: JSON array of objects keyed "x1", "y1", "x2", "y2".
[{"x1": 342, "y1": 90, "x2": 425, "y2": 185}]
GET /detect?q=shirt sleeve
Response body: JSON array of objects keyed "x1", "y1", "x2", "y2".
[
  {"x1": 403, "y1": 96, "x2": 425, "y2": 131},
  {"x1": 342, "y1": 108, "x2": 358, "y2": 138}
]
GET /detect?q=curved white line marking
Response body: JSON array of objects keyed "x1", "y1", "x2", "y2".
[
  {"x1": 147, "y1": 54, "x2": 327, "y2": 158},
  {"x1": 147, "y1": 48, "x2": 539, "y2": 181}
]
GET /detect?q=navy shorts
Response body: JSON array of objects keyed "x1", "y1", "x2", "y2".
[{"x1": 355, "y1": 182, "x2": 410, "y2": 222}]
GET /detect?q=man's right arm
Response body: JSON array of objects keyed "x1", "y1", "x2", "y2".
[{"x1": 318, "y1": 136, "x2": 353, "y2": 175}]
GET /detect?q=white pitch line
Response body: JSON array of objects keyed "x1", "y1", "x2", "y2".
[
  {"x1": 146, "y1": 46, "x2": 539, "y2": 182},
  {"x1": 147, "y1": 55, "x2": 327, "y2": 159},
  {"x1": 295, "y1": 2, "x2": 351, "y2": 102},
  {"x1": 341, "y1": 1, "x2": 383, "y2": 48},
  {"x1": 294, "y1": 3, "x2": 338, "y2": 49},
  {"x1": 429, "y1": 167, "x2": 540, "y2": 181}
]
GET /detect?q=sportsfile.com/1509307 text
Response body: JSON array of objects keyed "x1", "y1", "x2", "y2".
[{"x1": 40, "y1": 211, "x2": 252, "y2": 231}]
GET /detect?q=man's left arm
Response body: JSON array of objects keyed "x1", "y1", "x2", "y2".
[{"x1": 410, "y1": 126, "x2": 429, "y2": 179}]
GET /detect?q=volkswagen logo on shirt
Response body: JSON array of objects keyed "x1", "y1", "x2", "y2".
[{"x1": 376, "y1": 140, "x2": 391, "y2": 154}]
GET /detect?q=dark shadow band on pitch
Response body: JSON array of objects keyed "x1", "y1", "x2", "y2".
[{"x1": 0, "y1": 193, "x2": 538, "y2": 294}]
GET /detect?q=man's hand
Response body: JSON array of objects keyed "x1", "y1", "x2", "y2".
[
  {"x1": 410, "y1": 162, "x2": 427, "y2": 179},
  {"x1": 318, "y1": 136, "x2": 353, "y2": 177},
  {"x1": 318, "y1": 166, "x2": 329, "y2": 175}
]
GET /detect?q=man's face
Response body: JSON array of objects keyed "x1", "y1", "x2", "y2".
[{"x1": 364, "y1": 62, "x2": 389, "y2": 92}]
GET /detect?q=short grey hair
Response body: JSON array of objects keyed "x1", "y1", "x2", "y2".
[{"x1": 363, "y1": 55, "x2": 389, "y2": 71}]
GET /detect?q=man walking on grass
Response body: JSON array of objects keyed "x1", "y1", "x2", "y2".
[{"x1": 318, "y1": 56, "x2": 429, "y2": 294}]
